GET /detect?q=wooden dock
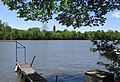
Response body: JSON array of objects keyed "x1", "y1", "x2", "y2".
[{"x1": 16, "y1": 63, "x2": 48, "y2": 82}]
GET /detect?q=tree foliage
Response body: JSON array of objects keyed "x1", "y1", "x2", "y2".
[
  {"x1": 89, "y1": 30, "x2": 120, "y2": 78},
  {"x1": 91, "y1": 40, "x2": 120, "y2": 78},
  {"x1": 0, "y1": 20, "x2": 120, "y2": 40},
  {"x1": 1, "y1": 0, "x2": 120, "y2": 28}
]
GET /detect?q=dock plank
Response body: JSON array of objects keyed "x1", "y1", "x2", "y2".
[
  {"x1": 18, "y1": 64, "x2": 35, "y2": 74},
  {"x1": 16, "y1": 63, "x2": 48, "y2": 82}
]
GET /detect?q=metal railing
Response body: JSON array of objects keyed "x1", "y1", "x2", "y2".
[{"x1": 16, "y1": 41, "x2": 26, "y2": 64}]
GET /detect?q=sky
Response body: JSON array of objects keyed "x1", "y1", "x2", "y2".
[{"x1": 0, "y1": 1, "x2": 120, "y2": 32}]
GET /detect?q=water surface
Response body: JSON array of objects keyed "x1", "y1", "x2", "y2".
[{"x1": 0, "y1": 40, "x2": 105, "y2": 82}]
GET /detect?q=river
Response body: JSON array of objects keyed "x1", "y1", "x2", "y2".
[{"x1": 0, "y1": 40, "x2": 106, "y2": 82}]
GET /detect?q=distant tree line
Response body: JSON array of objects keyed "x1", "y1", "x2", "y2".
[{"x1": 0, "y1": 20, "x2": 120, "y2": 40}]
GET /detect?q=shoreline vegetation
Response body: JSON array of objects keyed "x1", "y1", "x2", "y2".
[
  {"x1": 0, "y1": 20, "x2": 120, "y2": 40},
  {"x1": 0, "y1": 26, "x2": 120, "y2": 40}
]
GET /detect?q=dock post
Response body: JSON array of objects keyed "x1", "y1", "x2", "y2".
[
  {"x1": 16, "y1": 41, "x2": 17, "y2": 64},
  {"x1": 24, "y1": 47, "x2": 26, "y2": 64},
  {"x1": 30, "y1": 55, "x2": 36, "y2": 67},
  {"x1": 56, "y1": 75, "x2": 58, "y2": 82}
]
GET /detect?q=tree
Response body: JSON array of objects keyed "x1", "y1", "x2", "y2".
[
  {"x1": 76, "y1": 31, "x2": 83, "y2": 40},
  {"x1": 0, "y1": 20, "x2": 3, "y2": 31},
  {"x1": 1, "y1": 23, "x2": 12, "y2": 40},
  {"x1": 11, "y1": 29, "x2": 19, "y2": 40},
  {"x1": 1, "y1": 0, "x2": 120, "y2": 28},
  {"x1": 106, "y1": 30, "x2": 116, "y2": 40},
  {"x1": 53, "y1": 25, "x2": 56, "y2": 31},
  {"x1": 115, "y1": 30, "x2": 120, "y2": 40},
  {"x1": 91, "y1": 40, "x2": 120, "y2": 79},
  {"x1": 27, "y1": 27, "x2": 40, "y2": 39},
  {"x1": 0, "y1": 31, "x2": 4, "y2": 40},
  {"x1": 71, "y1": 30, "x2": 77, "y2": 40},
  {"x1": 85, "y1": 31, "x2": 96, "y2": 40}
]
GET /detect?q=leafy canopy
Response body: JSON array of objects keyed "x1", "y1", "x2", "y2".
[
  {"x1": 91, "y1": 40, "x2": 120, "y2": 78},
  {"x1": 1, "y1": 0, "x2": 120, "y2": 28}
]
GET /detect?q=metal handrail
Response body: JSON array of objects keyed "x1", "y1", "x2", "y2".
[{"x1": 16, "y1": 41, "x2": 26, "y2": 64}]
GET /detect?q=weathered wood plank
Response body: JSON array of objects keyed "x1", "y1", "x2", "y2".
[
  {"x1": 17, "y1": 64, "x2": 35, "y2": 75},
  {"x1": 16, "y1": 63, "x2": 48, "y2": 82}
]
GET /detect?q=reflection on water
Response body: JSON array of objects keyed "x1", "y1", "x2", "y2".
[
  {"x1": 0, "y1": 40, "x2": 105, "y2": 82},
  {"x1": 46, "y1": 74, "x2": 84, "y2": 82}
]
